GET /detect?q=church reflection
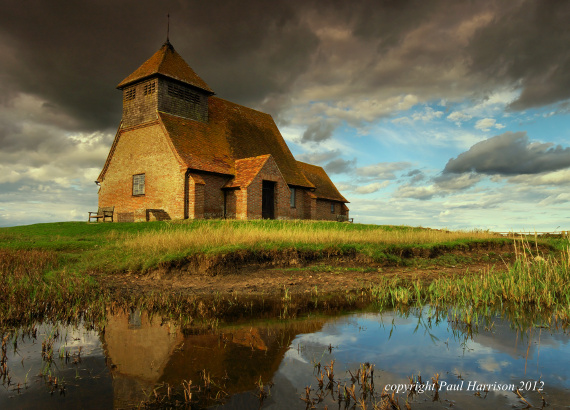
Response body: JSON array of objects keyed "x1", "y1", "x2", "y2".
[{"x1": 101, "y1": 309, "x2": 325, "y2": 407}]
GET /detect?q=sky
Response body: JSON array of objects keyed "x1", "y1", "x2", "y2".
[{"x1": 1, "y1": 0, "x2": 570, "y2": 231}]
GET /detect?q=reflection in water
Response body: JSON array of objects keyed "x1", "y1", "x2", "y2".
[
  {"x1": 1, "y1": 306, "x2": 569, "y2": 408},
  {"x1": 103, "y1": 309, "x2": 183, "y2": 408},
  {"x1": 102, "y1": 309, "x2": 326, "y2": 408}
]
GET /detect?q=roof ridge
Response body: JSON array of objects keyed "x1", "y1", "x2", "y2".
[
  {"x1": 236, "y1": 153, "x2": 272, "y2": 162},
  {"x1": 296, "y1": 160, "x2": 321, "y2": 168},
  {"x1": 210, "y1": 96, "x2": 273, "y2": 118},
  {"x1": 155, "y1": 41, "x2": 172, "y2": 73}
]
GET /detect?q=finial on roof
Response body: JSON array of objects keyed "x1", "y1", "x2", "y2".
[{"x1": 166, "y1": 13, "x2": 170, "y2": 44}]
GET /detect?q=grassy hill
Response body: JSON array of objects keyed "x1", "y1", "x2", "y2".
[
  {"x1": 0, "y1": 219, "x2": 508, "y2": 273},
  {"x1": 1, "y1": 220, "x2": 568, "y2": 327}
]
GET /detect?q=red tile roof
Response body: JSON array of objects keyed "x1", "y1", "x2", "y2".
[
  {"x1": 158, "y1": 97, "x2": 315, "y2": 188},
  {"x1": 117, "y1": 41, "x2": 214, "y2": 93},
  {"x1": 297, "y1": 161, "x2": 349, "y2": 203},
  {"x1": 223, "y1": 155, "x2": 271, "y2": 188}
]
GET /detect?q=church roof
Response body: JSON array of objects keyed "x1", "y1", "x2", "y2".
[
  {"x1": 157, "y1": 97, "x2": 315, "y2": 188},
  {"x1": 117, "y1": 41, "x2": 214, "y2": 93},
  {"x1": 296, "y1": 161, "x2": 349, "y2": 202},
  {"x1": 223, "y1": 155, "x2": 272, "y2": 189}
]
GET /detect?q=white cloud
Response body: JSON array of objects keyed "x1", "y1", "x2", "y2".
[
  {"x1": 334, "y1": 183, "x2": 354, "y2": 191},
  {"x1": 475, "y1": 118, "x2": 497, "y2": 131},
  {"x1": 392, "y1": 107, "x2": 443, "y2": 125},
  {"x1": 412, "y1": 107, "x2": 444, "y2": 122},
  {"x1": 447, "y1": 111, "x2": 472, "y2": 126},
  {"x1": 473, "y1": 117, "x2": 505, "y2": 131},
  {"x1": 356, "y1": 162, "x2": 412, "y2": 179},
  {"x1": 538, "y1": 193, "x2": 570, "y2": 206},
  {"x1": 508, "y1": 169, "x2": 570, "y2": 186},
  {"x1": 464, "y1": 90, "x2": 520, "y2": 118},
  {"x1": 391, "y1": 116, "x2": 413, "y2": 126},
  {"x1": 393, "y1": 185, "x2": 437, "y2": 200},
  {"x1": 354, "y1": 181, "x2": 390, "y2": 194},
  {"x1": 435, "y1": 173, "x2": 483, "y2": 190}
]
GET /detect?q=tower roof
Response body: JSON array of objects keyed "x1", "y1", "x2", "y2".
[{"x1": 117, "y1": 41, "x2": 214, "y2": 93}]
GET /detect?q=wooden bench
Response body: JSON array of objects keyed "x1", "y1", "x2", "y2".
[
  {"x1": 88, "y1": 206, "x2": 114, "y2": 222},
  {"x1": 337, "y1": 215, "x2": 354, "y2": 223}
]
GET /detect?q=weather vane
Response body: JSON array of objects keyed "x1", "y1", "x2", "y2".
[{"x1": 166, "y1": 13, "x2": 170, "y2": 43}]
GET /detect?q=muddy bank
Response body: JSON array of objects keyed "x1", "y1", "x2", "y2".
[
  {"x1": 100, "y1": 241, "x2": 521, "y2": 299},
  {"x1": 147, "y1": 240, "x2": 515, "y2": 276}
]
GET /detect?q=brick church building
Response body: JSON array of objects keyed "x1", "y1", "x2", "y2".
[{"x1": 96, "y1": 40, "x2": 349, "y2": 222}]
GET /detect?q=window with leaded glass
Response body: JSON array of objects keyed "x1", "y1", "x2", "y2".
[
  {"x1": 290, "y1": 187, "x2": 296, "y2": 208},
  {"x1": 132, "y1": 174, "x2": 145, "y2": 196}
]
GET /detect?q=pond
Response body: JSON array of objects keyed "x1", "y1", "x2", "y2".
[{"x1": 1, "y1": 306, "x2": 569, "y2": 409}]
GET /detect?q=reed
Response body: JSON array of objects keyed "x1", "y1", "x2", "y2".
[
  {"x1": 123, "y1": 220, "x2": 498, "y2": 253},
  {"x1": 111, "y1": 220, "x2": 502, "y2": 271},
  {"x1": 370, "y1": 238, "x2": 570, "y2": 315}
]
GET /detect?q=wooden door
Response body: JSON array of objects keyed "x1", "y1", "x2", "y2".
[{"x1": 262, "y1": 181, "x2": 275, "y2": 219}]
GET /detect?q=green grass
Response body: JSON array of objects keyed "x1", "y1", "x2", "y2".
[
  {"x1": 369, "y1": 240, "x2": 570, "y2": 317},
  {"x1": 0, "y1": 219, "x2": 512, "y2": 274},
  {"x1": 0, "y1": 220, "x2": 567, "y2": 327}
]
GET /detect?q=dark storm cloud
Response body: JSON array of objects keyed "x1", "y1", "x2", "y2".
[
  {"x1": 2, "y1": 0, "x2": 570, "y2": 138},
  {"x1": 467, "y1": 0, "x2": 570, "y2": 110},
  {"x1": 324, "y1": 158, "x2": 357, "y2": 174},
  {"x1": 297, "y1": 150, "x2": 342, "y2": 165},
  {"x1": 297, "y1": 149, "x2": 355, "y2": 174},
  {"x1": 0, "y1": 0, "x2": 319, "y2": 132},
  {"x1": 405, "y1": 169, "x2": 426, "y2": 184},
  {"x1": 443, "y1": 132, "x2": 570, "y2": 175},
  {"x1": 406, "y1": 169, "x2": 422, "y2": 177},
  {"x1": 302, "y1": 121, "x2": 337, "y2": 142},
  {"x1": 433, "y1": 172, "x2": 482, "y2": 189},
  {"x1": 394, "y1": 172, "x2": 482, "y2": 201}
]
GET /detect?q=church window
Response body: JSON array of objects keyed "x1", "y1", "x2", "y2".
[
  {"x1": 124, "y1": 87, "x2": 136, "y2": 101},
  {"x1": 290, "y1": 187, "x2": 296, "y2": 208},
  {"x1": 168, "y1": 83, "x2": 200, "y2": 104},
  {"x1": 331, "y1": 203, "x2": 335, "y2": 213},
  {"x1": 132, "y1": 174, "x2": 145, "y2": 196},
  {"x1": 143, "y1": 81, "x2": 156, "y2": 95}
]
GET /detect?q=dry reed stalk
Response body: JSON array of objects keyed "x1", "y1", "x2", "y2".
[{"x1": 122, "y1": 223, "x2": 498, "y2": 255}]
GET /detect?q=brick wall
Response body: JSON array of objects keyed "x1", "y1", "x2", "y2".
[
  {"x1": 288, "y1": 187, "x2": 303, "y2": 219},
  {"x1": 242, "y1": 157, "x2": 290, "y2": 219},
  {"x1": 201, "y1": 173, "x2": 231, "y2": 218},
  {"x1": 186, "y1": 173, "x2": 235, "y2": 219},
  {"x1": 235, "y1": 188, "x2": 248, "y2": 220},
  {"x1": 301, "y1": 191, "x2": 316, "y2": 220},
  {"x1": 99, "y1": 123, "x2": 185, "y2": 221},
  {"x1": 187, "y1": 173, "x2": 205, "y2": 219},
  {"x1": 316, "y1": 199, "x2": 344, "y2": 221}
]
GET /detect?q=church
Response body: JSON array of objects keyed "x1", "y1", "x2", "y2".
[{"x1": 96, "y1": 40, "x2": 349, "y2": 222}]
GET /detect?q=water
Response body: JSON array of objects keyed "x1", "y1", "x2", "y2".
[{"x1": 1, "y1": 307, "x2": 569, "y2": 409}]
